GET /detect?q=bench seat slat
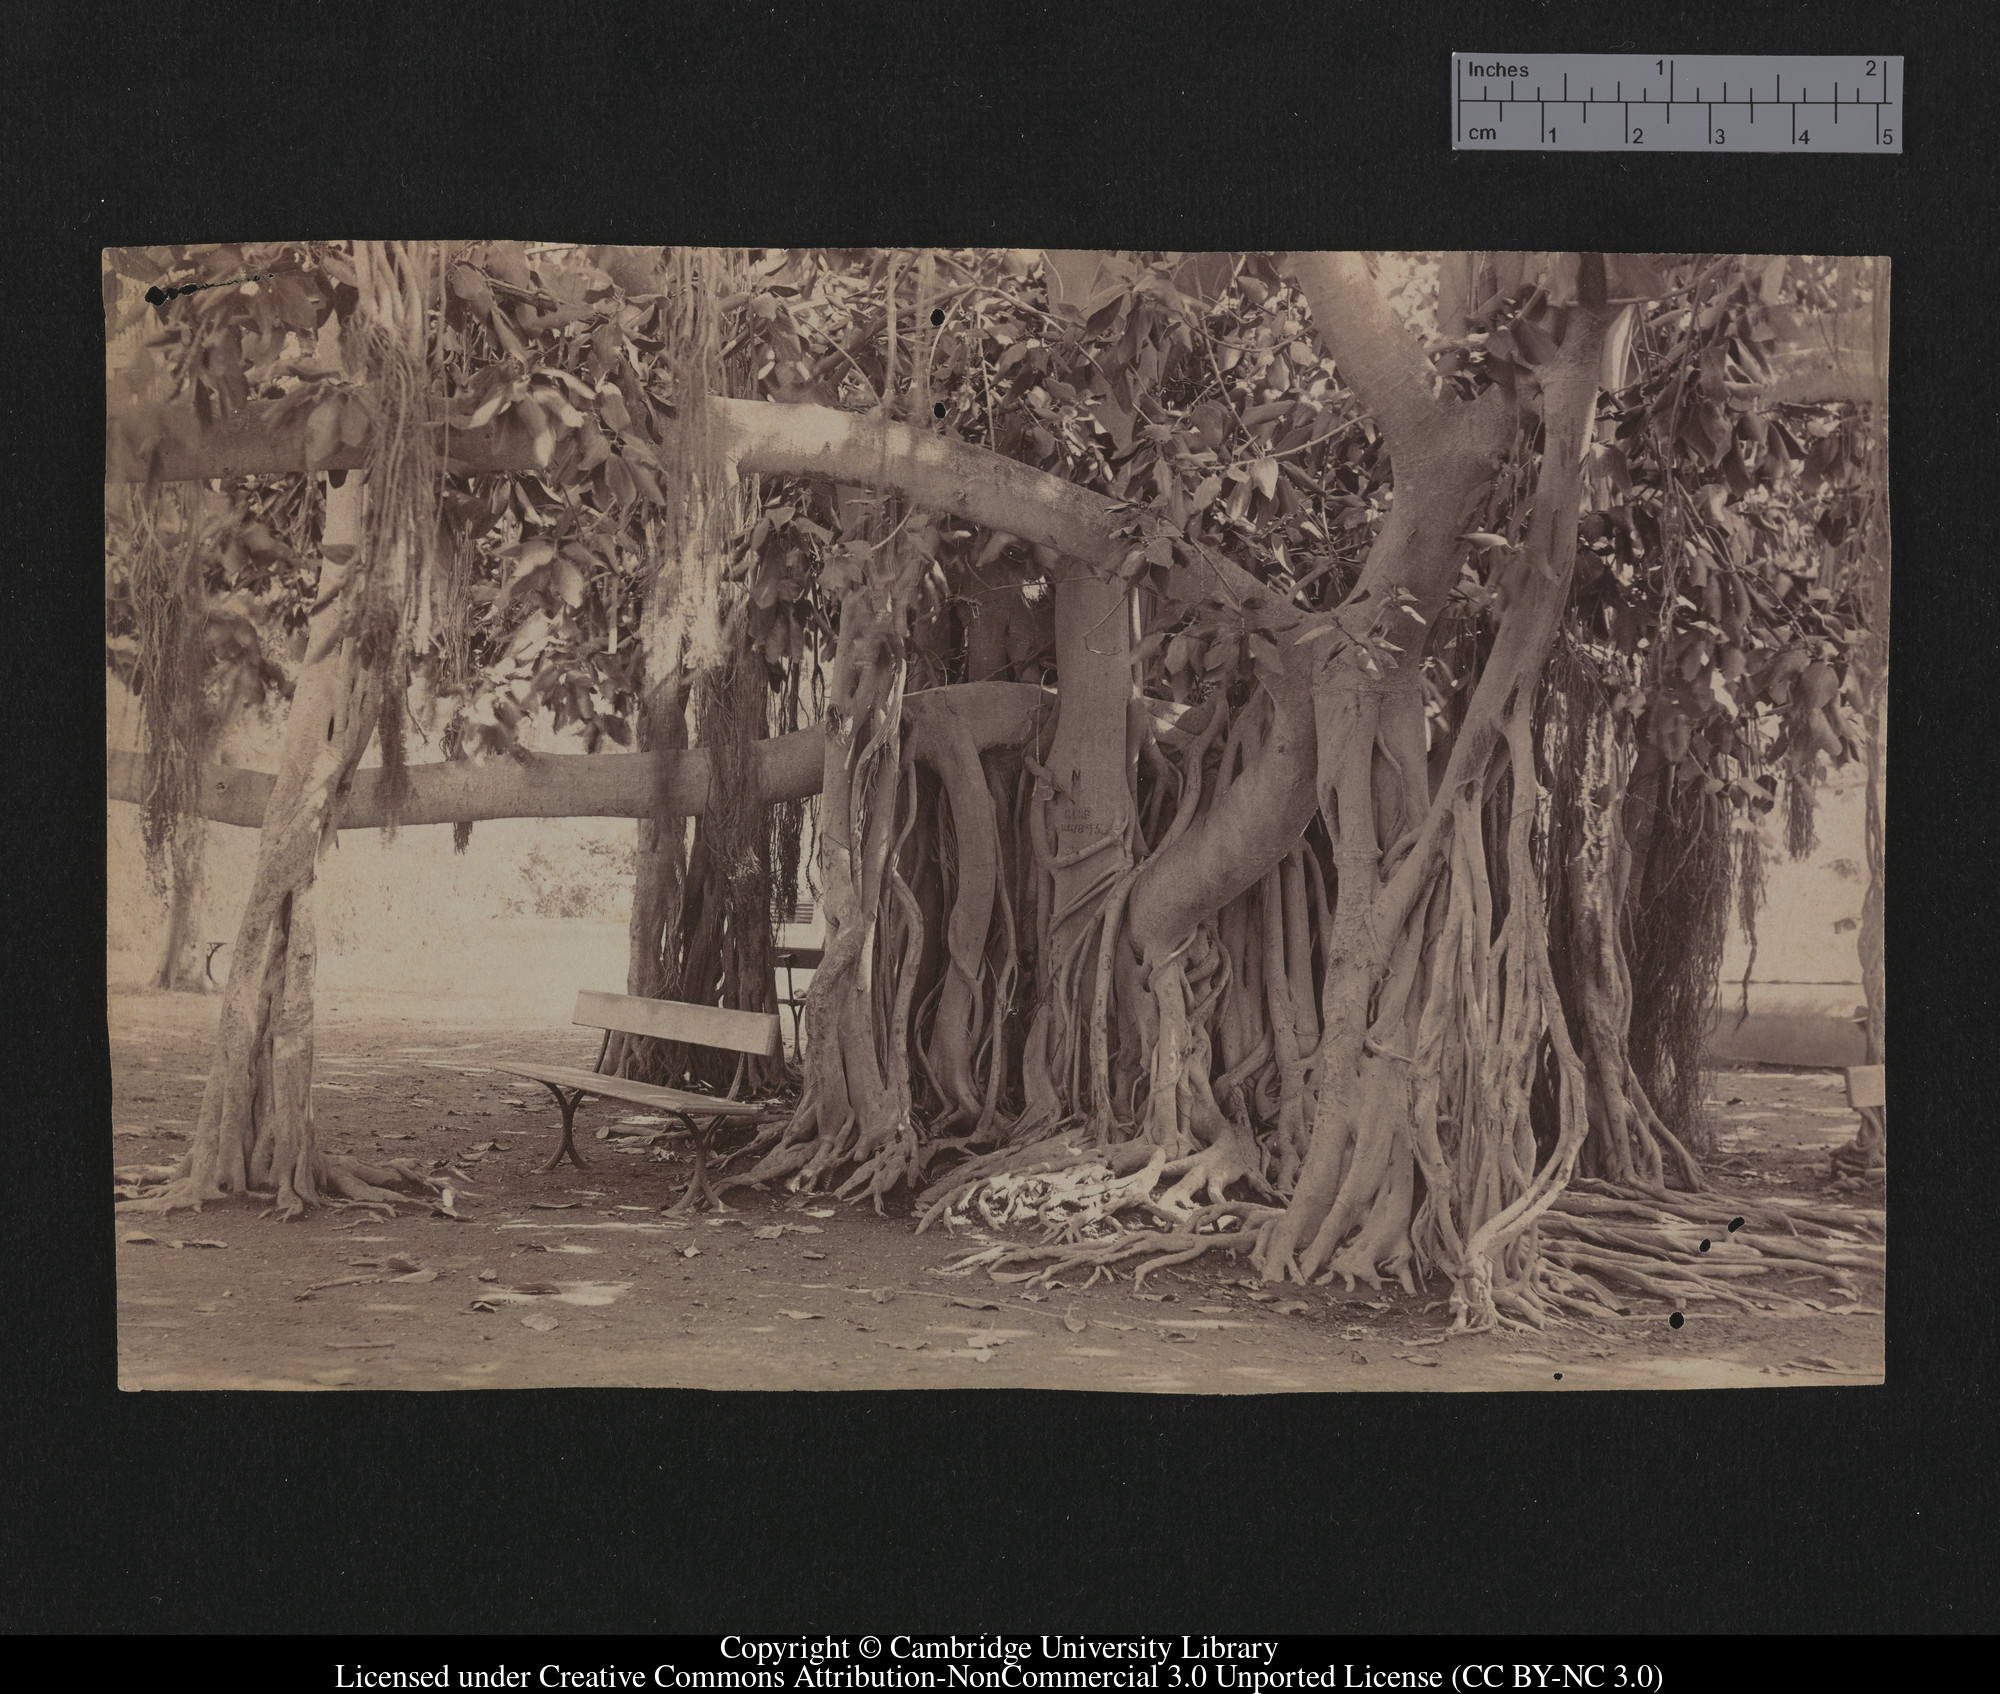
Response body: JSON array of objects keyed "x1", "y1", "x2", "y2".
[
  {"x1": 489, "y1": 1061, "x2": 768, "y2": 1118},
  {"x1": 572, "y1": 990, "x2": 779, "y2": 1057}
]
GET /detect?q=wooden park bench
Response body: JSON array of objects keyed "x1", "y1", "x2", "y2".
[{"x1": 490, "y1": 990, "x2": 782, "y2": 1211}]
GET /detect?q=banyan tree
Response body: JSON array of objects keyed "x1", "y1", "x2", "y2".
[{"x1": 108, "y1": 244, "x2": 1888, "y2": 1330}]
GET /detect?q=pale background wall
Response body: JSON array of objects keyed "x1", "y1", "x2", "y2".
[{"x1": 1708, "y1": 758, "x2": 1873, "y2": 1067}]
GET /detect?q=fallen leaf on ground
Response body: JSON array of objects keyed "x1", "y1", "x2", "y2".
[
  {"x1": 1193, "y1": 1305, "x2": 1234, "y2": 1314},
  {"x1": 1272, "y1": 1300, "x2": 1308, "y2": 1315},
  {"x1": 121, "y1": 1232, "x2": 158, "y2": 1246},
  {"x1": 853, "y1": 1323, "x2": 877, "y2": 1332},
  {"x1": 802, "y1": 1251, "x2": 826, "y2": 1260},
  {"x1": 1243, "y1": 1290, "x2": 1275, "y2": 1303},
  {"x1": 871, "y1": 1288, "x2": 893, "y2": 1303},
  {"x1": 951, "y1": 1297, "x2": 1002, "y2": 1311},
  {"x1": 294, "y1": 1274, "x2": 374, "y2": 1301},
  {"x1": 753, "y1": 1225, "x2": 784, "y2": 1240},
  {"x1": 477, "y1": 1269, "x2": 498, "y2": 1282},
  {"x1": 521, "y1": 1312, "x2": 559, "y2": 1332},
  {"x1": 778, "y1": 1310, "x2": 823, "y2": 1321},
  {"x1": 391, "y1": 1268, "x2": 440, "y2": 1284},
  {"x1": 1396, "y1": 1353, "x2": 1440, "y2": 1367},
  {"x1": 805, "y1": 1207, "x2": 835, "y2": 1218},
  {"x1": 470, "y1": 1300, "x2": 497, "y2": 1313},
  {"x1": 510, "y1": 1283, "x2": 560, "y2": 1296},
  {"x1": 179, "y1": 1239, "x2": 227, "y2": 1250},
  {"x1": 385, "y1": 1256, "x2": 422, "y2": 1273},
  {"x1": 1350, "y1": 1351, "x2": 1369, "y2": 1364},
  {"x1": 1163, "y1": 1331, "x2": 1198, "y2": 1343},
  {"x1": 681, "y1": 1246, "x2": 700, "y2": 1258},
  {"x1": 784, "y1": 1223, "x2": 824, "y2": 1235},
  {"x1": 1063, "y1": 1308, "x2": 1086, "y2": 1334},
  {"x1": 532, "y1": 1201, "x2": 580, "y2": 1210}
]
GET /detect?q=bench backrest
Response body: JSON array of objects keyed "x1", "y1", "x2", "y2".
[{"x1": 572, "y1": 990, "x2": 780, "y2": 1058}]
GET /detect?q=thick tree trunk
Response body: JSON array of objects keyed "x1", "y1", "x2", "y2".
[
  {"x1": 603, "y1": 573, "x2": 689, "y2": 1083},
  {"x1": 123, "y1": 478, "x2": 433, "y2": 1218},
  {"x1": 151, "y1": 827, "x2": 207, "y2": 991},
  {"x1": 1255, "y1": 301, "x2": 1616, "y2": 1326},
  {"x1": 1035, "y1": 572, "x2": 1135, "y2": 1136}
]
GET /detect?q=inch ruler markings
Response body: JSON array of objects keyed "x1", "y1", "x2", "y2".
[{"x1": 1453, "y1": 55, "x2": 1902, "y2": 152}]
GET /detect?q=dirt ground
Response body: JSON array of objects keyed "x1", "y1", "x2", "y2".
[{"x1": 110, "y1": 986, "x2": 1885, "y2": 1393}]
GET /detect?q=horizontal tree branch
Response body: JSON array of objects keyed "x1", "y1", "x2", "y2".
[
  {"x1": 106, "y1": 394, "x2": 1280, "y2": 612},
  {"x1": 107, "y1": 683, "x2": 1174, "y2": 832}
]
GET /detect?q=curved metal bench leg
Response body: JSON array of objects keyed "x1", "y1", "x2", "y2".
[
  {"x1": 537, "y1": 1083, "x2": 591, "y2": 1172},
  {"x1": 661, "y1": 1109, "x2": 726, "y2": 1213}
]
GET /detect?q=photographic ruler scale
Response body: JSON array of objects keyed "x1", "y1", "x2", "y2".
[{"x1": 1452, "y1": 55, "x2": 1903, "y2": 152}]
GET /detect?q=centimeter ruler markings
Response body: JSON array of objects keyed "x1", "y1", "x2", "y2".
[{"x1": 1452, "y1": 55, "x2": 1902, "y2": 152}]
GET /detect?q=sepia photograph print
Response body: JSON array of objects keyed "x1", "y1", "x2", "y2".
[{"x1": 104, "y1": 244, "x2": 1887, "y2": 1393}]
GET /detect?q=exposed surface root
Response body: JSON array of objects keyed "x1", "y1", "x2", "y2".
[
  {"x1": 921, "y1": 1141, "x2": 1167, "y2": 1238},
  {"x1": 1155, "y1": 1121, "x2": 1277, "y2": 1217},
  {"x1": 943, "y1": 1201, "x2": 1285, "y2": 1289},
  {"x1": 117, "y1": 1154, "x2": 443, "y2": 1221}
]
